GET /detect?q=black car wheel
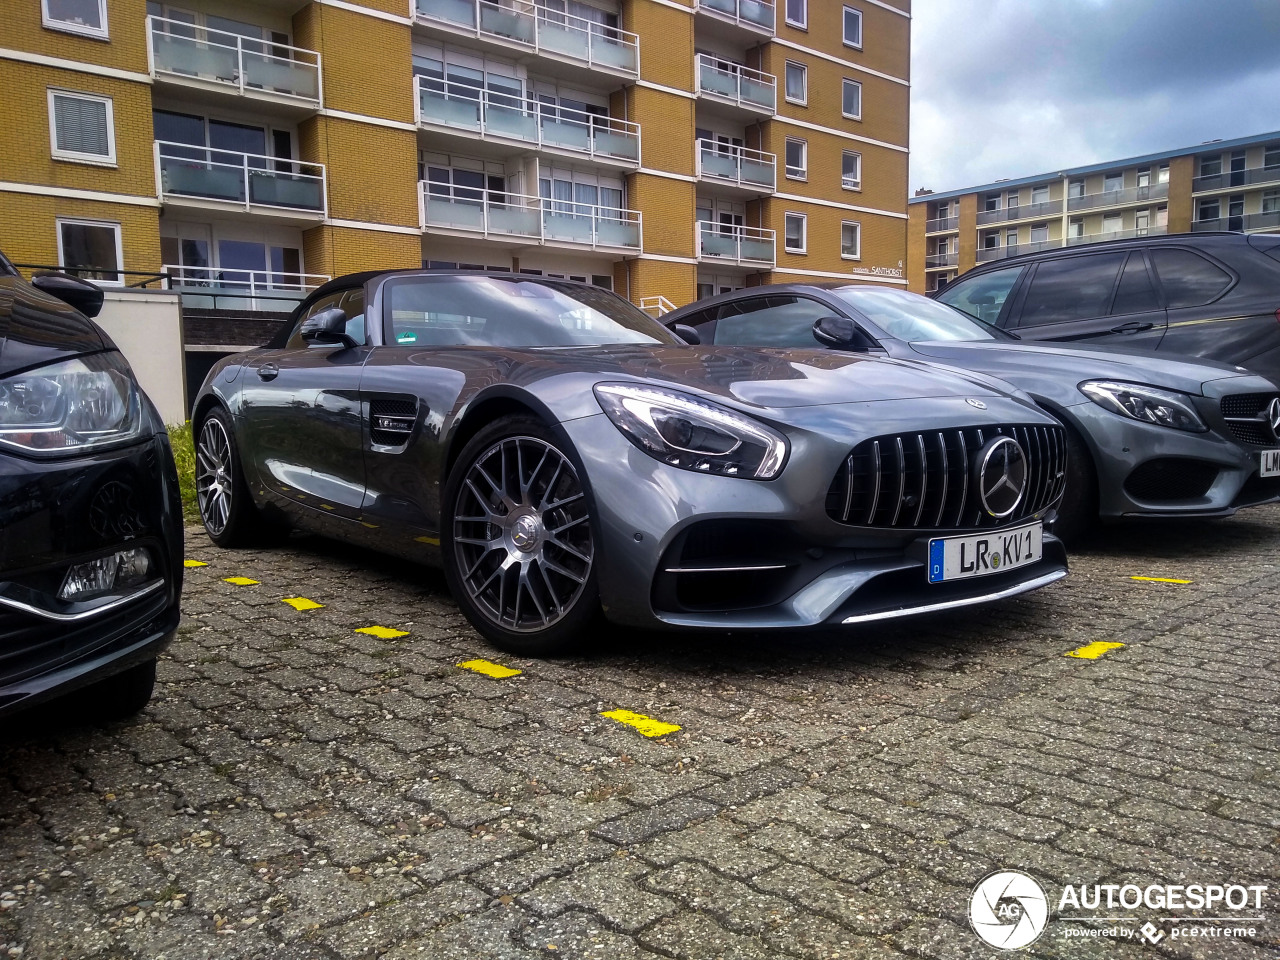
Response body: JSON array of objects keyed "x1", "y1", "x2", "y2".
[
  {"x1": 443, "y1": 416, "x2": 599, "y2": 655},
  {"x1": 1054, "y1": 425, "x2": 1098, "y2": 546},
  {"x1": 196, "y1": 408, "x2": 265, "y2": 547},
  {"x1": 80, "y1": 657, "x2": 157, "y2": 721}
]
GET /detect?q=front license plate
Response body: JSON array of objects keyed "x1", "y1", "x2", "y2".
[
  {"x1": 928, "y1": 522, "x2": 1042, "y2": 583},
  {"x1": 1262, "y1": 449, "x2": 1280, "y2": 478}
]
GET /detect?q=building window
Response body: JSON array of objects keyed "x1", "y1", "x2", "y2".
[
  {"x1": 1199, "y1": 156, "x2": 1222, "y2": 178},
  {"x1": 840, "y1": 221, "x2": 860, "y2": 259},
  {"x1": 1157, "y1": 164, "x2": 1169, "y2": 183},
  {"x1": 784, "y1": 213, "x2": 806, "y2": 253},
  {"x1": 57, "y1": 219, "x2": 122, "y2": 284},
  {"x1": 842, "y1": 79, "x2": 862, "y2": 120},
  {"x1": 48, "y1": 90, "x2": 115, "y2": 164},
  {"x1": 1030, "y1": 223, "x2": 1048, "y2": 244},
  {"x1": 1265, "y1": 145, "x2": 1280, "y2": 169},
  {"x1": 784, "y1": 61, "x2": 807, "y2": 104},
  {"x1": 1198, "y1": 197, "x2": 1220, "y2": 221},
  {"x1": 841, "y1": 150, "x2": 861, "y2": 190},
  {"x1": 983, "y1": 194, "x2": 1000, "y2": 212},
  {"x1": 843, "y1": 6, "x2": 863, "y2": 47},
  {"x1": 1068, "y1": 218, "x2": 1083, "y2": 238},
  {"x1": 1262, "y1": 190, "x2": 1280, "y2": 215},
  {"x1": 785, "y1": 138, "x2": 807, "y2": 180},
  {"x1": 1103, "y1": 172, "x2": 1122, "y2": 193},
  {"x1": 42, "y1": 0, "x2": 108, "y2": 38},
  {"x1": 1136, "y1": 168, "x2": 1150, "y2": 189},
  {"x1": 1031, "y1": 184, "x2": 1049, "y2": 205},
  {"x1": 1068, "y1": 179, "x2": 1084, "y2": 198},
  {"x1": 785, "y1": 0, "x2": 806, "y2": 28}
]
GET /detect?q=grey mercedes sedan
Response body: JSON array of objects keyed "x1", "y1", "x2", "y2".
[{"x1": 192, "y1": 271, "x2": 1068, "y2": 654}]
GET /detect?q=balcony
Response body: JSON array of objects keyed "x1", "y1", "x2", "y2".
[
  {"x1": 925, "y1": 216, "x2": 958, "y2": 233},
  {"x1": 419, "y1": 183, "x2": 641, "y2": 251},
  {"x1": 415, "y1": 0, "x2": 638, "y2": 80},
  {"x1": 975, "y1": 239, "x2": 1062, "y2": 263},
  {"x1": 155, "y1": 142, "x2": 327, "y2": 219},
  {"x1": 695, "y1": 221, "x2": 775, "y2": 267},
  {"x1": 693, "y1": 0, "x2": 775, "y2": 37},
  {"x1": 162, "y1": 264, "x2": 329, "y2": 312},
  {"x1": 975, "y1": 199, "x2": 1062, "y2": 225},
  {"x1": 1065, "y1": 225, "x2": 1168, "y2": 246},
  {"x1": 1192, "y1": 165, "x2": 1280, "y2": 193},
  {"x1": 696, "y1": 139, "x2": 775, "y2": 194},
  {"x1": 414, "y1": 77, "x2": 639, "y2": 166},
  {"x1": 146, "y1": 16, "x2": 321, "y2": 112},
  {"x1": 924, "y1": 252, "x2": 958, "y2": 269},
  {"x1": 1066, "y1": 182, "x2": 1169, "y2": 212},
  {"x1": 695, "y1": 54, "x2": 775, "y2": 117}
]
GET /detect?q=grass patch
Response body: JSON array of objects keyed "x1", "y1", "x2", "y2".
[{"x1": 167, "y1": 421, "x2": 200, "y2": 524}]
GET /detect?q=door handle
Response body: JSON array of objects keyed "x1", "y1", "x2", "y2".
[
  {"x1": 257, "y1": 362, "x2": 279, "y2": 381},
  {"x1": 1109, "y1": 321, "x2": 1154, "y2": 334}
]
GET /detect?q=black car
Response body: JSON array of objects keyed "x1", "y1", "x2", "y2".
[
  {"x1": 933, "y1": 232, "x2": 1280, "y2": 387},
  {"x1": 0, "y1": 250, "x2": 183, "y2": 719}
]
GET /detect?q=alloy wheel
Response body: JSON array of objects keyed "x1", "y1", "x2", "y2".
[{"x1": 196, "y1": 417, "x2": 234, "y2": 537}]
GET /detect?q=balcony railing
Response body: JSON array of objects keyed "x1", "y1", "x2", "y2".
[
  {"x1": 161, "y1": 264, "x2": 329, "y2": 311},
  {"x1": 1192, "y1": 166, "x2": 1280, "y2": 193},
  {"x1": 1247, "y1": 210, "x2": 1280, "y2": 230},
  {"x1": 155, "y1": 142, "x2": 327, "y2": 215},
  {"x1": 975, "y1": 239, "x2": 1062, "y2": 262},
  {"x1": 694, "y1": 0, "x2": 775, "y2": 34},
  {"x1": 1065, "y1": 225, "x2": 1169, "y2": 246},
  {"x1": 924, "y1": 252, "x2": 958, "y2": 268},
  {"x1": 1066, "y1": 182, "x2": 1169, "y2": 212},
  {"x1": 146, "y1": 15, "x2": 321, "y2": 107},
  {"x1": 1190, "y1": 214, "x2": 1280, "y2": 233},
  {"x1": 415, "y1": 0, "x2": 639, "y2": 77},
  {"x1": 638, "y1": 295, "x2": 676, "y2": 318},
  {"x1": 695, "y1": 221, "x2": 775, "y2": 267},
  {"x1": 415, "y1": 77, "x2": 639, "y2": 165},
  {"x1": 420, "y1": 183, "x2": 641, "y2": 251},
  {"x1": 975, "y1": 199, "x2": 1062, "y2": 225},
  {"x1": 925, "y1": 216, "x2": 958, "y2": 232},
  {"x1": 695, "y1": 139, "x2": 775, "y2": 192},
  {"x1": 695, "y1": 54, "x2": 775, "y2": 114}
]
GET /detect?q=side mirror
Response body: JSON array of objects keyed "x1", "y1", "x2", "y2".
[
  {"x1": 300, "y1": 307, "x2": 357, "y2": 349},
  {"x1": 672, "y1": 323, "x2": 701, "y2": 345},
  {"x1": 812, "y1": 316, "x2": 876, "y2": 351},
  {"x1": 32, "y1": 272, "x2": 105, "y2": 318}
]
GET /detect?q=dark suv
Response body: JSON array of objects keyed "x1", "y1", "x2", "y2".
[{"x1": 934, "y1": 232, "x2": 1280, "y2": 386}]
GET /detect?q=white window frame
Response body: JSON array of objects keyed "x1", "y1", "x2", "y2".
[
  {"x1": 785, "y1": 0, "x2": 807, "y2": 29},
  {"x1": 784, "y1": 212, "x2": 807, "y2": 254},
  {"x1": 841, "y1": 78, "x2": 862, "y2": 121},
  {"x1": 47, "y1": 89, "x2": 116, "y2": 165},
  {"x1": 56, "y1": 218, "x2": 124, "y2": 286},
  {"x1": 784, "y1": 60, "x2": 807, "y2": 106},
  {"x1": 785, "y1": 137, "x2": 807, "y2": 181},
  {"x1": 840, "y1": 220, "x2": 860, "y2": 260},
  {"x1": 841, "y1": 150, "x2": 861, "y2": 191},
  {"x1": 842, "y1": 5, "x2": 863, "y2": 49},
  {"x1": 42, "y1": 0, "x2": 109, "y2": 39}
]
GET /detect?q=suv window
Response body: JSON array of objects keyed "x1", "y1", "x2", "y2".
[
  {"x1": 936, "y1": 265, "x2": 1023, "y2": 326},
  {"x1": 1017, "y1": 253, "x2": 1126, "y2": 327},
  {"x1": 1149, "y1": 249, "x2": 1233, "y2": 308},
  {"x1": 709, "y1": 296, "x2": 832, "y2": 348},
  {"x1": 1110, "y1": 252, "x2": 1160, "y2": 316}
]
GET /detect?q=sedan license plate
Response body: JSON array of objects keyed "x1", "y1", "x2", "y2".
[
  {"x1": 928, "y1": 522, "x2": 1042, "y2": 583},
  {"x1": 1262, "y1": 449, "x2": 1280, "y2": 478}
]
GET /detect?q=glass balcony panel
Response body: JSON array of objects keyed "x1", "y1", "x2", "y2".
[
  {"x1": 540, "y1": 19, "x2": 590, "y2": 59},
  {"x1": 741, "y1": 237, "x2": 773, "y2": 262},
  {"x1": 543, "y1": 211, "x2": 596, "y2": 244},
  {"x1": 419, "y1": 90, "x2": 482, "y2": 131},
  {"x1": 248, "y1": 170, "x2": 324, "y2": 210},
  {"x1": 741, "y1": 157, "x2": 773, "y2": 186},
  {"x1": 241, "y1": 53, "x2": 319, "y2": 100},
  {"x1": 427, "y1": 196, "x2": 487, "y2": 230},
  {"x1": 487, "y1": 101, "x2": 538, "y2": 140},
  {"x1": 592, "y1": 37, "x2": 637, "y2": 72},
  {"x1": 598, "y1": 218, "x2": 639, "y2": 248},
  {"x1": 703, "y1": 0, "x2": 735, "y2": 12},
  {"x1": 418, "y1": 0, "x2": 476, "y2": 28},
  {"x1": 541, "y1": 117, "x2": 592, "y2": 153},
  {"x1": 740, "y1": 0, "x2": 773, "y2": 27},
  {"x1": 153, "y1": 32, "x2": 237, "y2": 84},
  {"x1": 702, "y1": 151, "x2": 739, "y2": 180},
  {"x1": 740, "y1": 75, "x2": 773, "y2": 109},
  {"x1": 701, "y1": 233, "x2": 737, "y2": 258},
  {"x1": 160, "y1": 156, "x2": 246, "y2": 202},
  {"x1": 480, "y1": 3, "x2": 535, "y2": 44},
  {"x1": 594, "y1": 128, "x2": 638, "y2": 161},
  {"x1": 699, "y1": 62, "x2": 738, "y2": 98},
  {"x1": 488, "y1": 202, "x2": 540, "y2": 238}
]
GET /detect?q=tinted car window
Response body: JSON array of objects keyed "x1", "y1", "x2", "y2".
[
  {"x1": 1149, "y1": 249, "x2": 1233, "y2": 308},
  {"x1": 710, "y1": 296, "x2": 830, "y2": 347},
  {"x1": 286, "y1": 291, "x2": 347, "y2": 348},
  {"x1": 936, "y1": 265, "x2": 1023, "y2": 325},
  {"x1": 832, "y1": 288, "x2": 998, "y2": 341},
  {"x1": 1017, "y1": 253, "x2": 1126, "y2": 327},
  {"x1": 1110, "y1": 252, "x2": 1160, "y2": 316},
  {"x1": 340, "y1": 289, "x2": 367, "y2": 345}
]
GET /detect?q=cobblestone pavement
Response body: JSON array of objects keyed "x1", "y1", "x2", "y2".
[{"x1": 2, "y1": 508, "x2": 1279, "y2": 960}]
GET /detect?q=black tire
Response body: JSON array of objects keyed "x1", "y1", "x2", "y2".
[
  {"x1": 442, "y1": 415, "x2": 601, "y2": 656},
  {"x1": 81, "y1": 658, "x2": 157, "y2": 722},
  {"x1": 1053, "y1": 425, "x2": 1098, "y2": 546},
  {"x1": 195, "y1": 407, "x2": 279, "y2": 547}
]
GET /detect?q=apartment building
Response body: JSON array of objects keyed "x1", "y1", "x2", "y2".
[
  {"x1": 1, "y1": 0, "x2": 911, "y2": 339},
  {"x1": 907, "y1": 129, "x2": 1280, "y2": 294}
]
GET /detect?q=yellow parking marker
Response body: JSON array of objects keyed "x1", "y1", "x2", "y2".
[
  {"x1": 355, "y1": 625, "x2": 409, "y2": 639},
  {"x1": 600, "y1": 709, "x2": 681, "y2": 738},
  {"x1": 281, "y1": 597, "x2": 324, "y2": 611},
  {"x1": 458, "y1": 658, "x2": 522, "y2": 679},
  {"x1": 223, "y1": 576, "x2": 260, "y2": 586},
  {"x1": 183, "y1": 559, "x2": 208, "y2": 568},
  {"x1": 1130, "y1": 576, "x2": 1192, "y2": 584},
  {"x1": 1065, "y1": 641, "x2": 1125, "y2": 660},
  {"x1": 415, "y1": 535, "x2": 440, "y2": 546}
]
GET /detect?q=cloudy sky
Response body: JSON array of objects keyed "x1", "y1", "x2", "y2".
[{"x1": 909, "y1": 0, "x2": 1280, "y2": 194}]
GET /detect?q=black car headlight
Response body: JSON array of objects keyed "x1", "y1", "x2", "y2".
[
  {"x1": 594, "y1": 383, "x2": 788, "y2": 479},
  {"x1": 0, "y1": 352, "x2": 143, "y2": 455},
  {"x1": 1079, "y1": 380, "x2": 1207, "y2": 433}
]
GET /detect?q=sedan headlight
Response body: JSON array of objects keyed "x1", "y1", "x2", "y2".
[
  {"x1": 0, "y1": 352, "x2": 142, "y2": 455},
  {"x1": 594, "y1": 383, "x2": 788, "y2": 479},
  {"x1": 1079, "y1": 380, "x2": 1207, "y2": 433}
]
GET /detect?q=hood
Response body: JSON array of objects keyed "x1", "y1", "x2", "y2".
[
  {"x1": 905, "y1": 339, "x2": 1257, "y2": 399},
  {"x1": 0, "y1": 276, "x2": 107, "y2": 377}
]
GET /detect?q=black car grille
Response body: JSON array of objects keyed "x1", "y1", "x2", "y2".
[
  {"x1": 1220, "y1": 393, "x2": 1280, "y2": 445},
  {"x1": 1123, "y1": 458, "x2": 1219, "y2": 502},
  {"x1": 369, "y1": 396, "x2": 418, "y2": 446},
  {"x1": 825, "y1": 424, "x2": 1066, "y2": 530}
]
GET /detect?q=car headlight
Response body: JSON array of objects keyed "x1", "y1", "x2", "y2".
[
  {"x1": 0, "y1": 352, "x2": 142, "y2": 455},
  {"x1": 594, "y1": 383, "x2": 788, "y2": 479},
  {"x1": 1079, "y1": 380, "x2": 1207, "y2": 433}
]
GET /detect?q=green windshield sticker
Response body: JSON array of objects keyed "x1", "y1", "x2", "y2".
[{"x1": 396, "y1": 332, "x2": 417, "y2": 344}]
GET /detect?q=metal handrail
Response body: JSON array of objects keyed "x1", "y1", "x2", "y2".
[
  {"x1": 695, "y1": 220, "x2": 776, "y2": 266},
  {"x1": 155, "y1": 140, "x2": 328, "y2": 216},
  {"x1": 695, "y1": 138, "x2": 776, "y2": 189},
  {"x1": 161, "y1": 264, "x2": 328, "y2": 311},
  {"x1": 419, "y1": 183, "x2": 643, "y2": 250},
  {"x1": 693, "y1": 0, "x2": 775, "y2": 32},
  {"x1": 1192, "y1": 165, "x2": 1280, "y2": 193},
  {"x1": 638, "y1": 295, "x2": 676, "y2": 317},
  {"x1": 12, "y1": 263, "x2": 168, "y2": 288},
  {"x1": 925, "y1": 216, "x2": 959, "y2": 232},
  {"x1": 695, "y1": 53, "x2": 776, "y2": 112}
]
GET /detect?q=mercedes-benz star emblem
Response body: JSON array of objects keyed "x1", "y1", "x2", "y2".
[
  {"x1": 965, "y1": 398, "x2": 987, "y2": 410},
  {"x1": 976, "y1": 436, "x2": 1028, "y2": 518},
  {"x1": 1267, "y1": 397, "x2": 1280, "y2": 441}
]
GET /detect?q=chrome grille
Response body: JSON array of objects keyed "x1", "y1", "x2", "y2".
[
  {"x1": 826, "y1": 424, "x2": 1067, "y2": 530},
  {"x1": 1220, "y1": 393, "x2": 1280, "y2": 445}
]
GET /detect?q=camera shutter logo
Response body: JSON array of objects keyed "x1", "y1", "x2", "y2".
[{"x1": 969, "y1": 870, "x2": 1049, "y2": 949}]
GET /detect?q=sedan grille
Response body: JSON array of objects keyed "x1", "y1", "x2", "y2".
[
  {"x1": 826, "y1": 424, "x2": 1066, "y2": 530},
  {"x1": 1220, "y1": 393, "x2": 1280, "y2": 445}
]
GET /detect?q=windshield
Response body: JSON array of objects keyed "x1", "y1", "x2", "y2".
[
  {"x1": 385, "y1": 276, "x2": 681, "y2": 347},
  {"x1": 831, "y1": 287, "x2": 1001, "y2": 342}
]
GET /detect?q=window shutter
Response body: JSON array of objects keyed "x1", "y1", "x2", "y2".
[{"x1": 54, "y1": 95, "x2": 110, "y2": 156}]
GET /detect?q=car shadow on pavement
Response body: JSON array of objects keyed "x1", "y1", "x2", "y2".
[{"x1": 1071, "y1": 513, "x2": 1277, "y2": 559}]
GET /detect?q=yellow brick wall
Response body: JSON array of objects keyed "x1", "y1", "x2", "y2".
[
  {"x1": 7, "y1": 0, "x2": 148, "y2": 74},
  {"x1": 294, "y1": 4, "x2": 415, "y2": 123},
  {"x1": 631, "y1": 174, "x2": 696, "y2": 259},
  {"x1": 629, "y1": 86, "x2": 695, "y2": 177},
  {"x1": 299, "y1": 117, "x2": 418, "y2": 227},
  {"x1": 957, "y1": 193, "x2": 978, "y2": 273},
  {"x1": 764, "y1": 52, "x2": 909, "y2": 150},
  {"x1": 622, "y1": 258, "x2": 697, "y2": 309},
  {"x1": 1167, "y1": 155, "x2": 1195, "y2": 233},
  {"x1": 0, "y1": 192, "x2": 160, "y2": 276},
  {"x1": 762, "y1": 127, "x2": 905, "y2": 214},
  {"x1": 302, "y1": 225, "x2": 420, "y2": 280},
  {"x1": 906, "y1": 201, "x2": 927, "y2": 293},
  {"x1": 625, "y1": 0, "x2": 695, "y2": 92},
  {"x1": 775, "y1": 0, "x2": 910, "y2": 83},
  {"x1": 765, "y1": 202, "x2": 904, "y2": 277}
]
